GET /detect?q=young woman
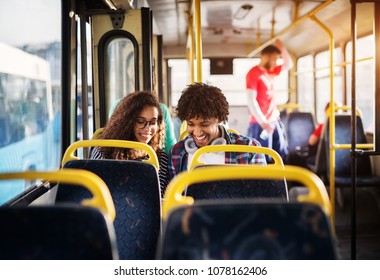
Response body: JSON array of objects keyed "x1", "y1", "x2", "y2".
[{"x1": 91, "y1": 91, "x2": 169, "y2": 195}]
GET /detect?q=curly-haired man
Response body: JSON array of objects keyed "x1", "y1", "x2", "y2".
[{"x1": 167, "y1": 82, "x2": 266, "y2": 180}]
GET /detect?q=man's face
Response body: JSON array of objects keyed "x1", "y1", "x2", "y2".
[
  {"x1": 263, "y1": 53, "x2": 279, "y2": 70},
  {"x1": 186, "y1": 116, "x2": 221, "y2": 147}
]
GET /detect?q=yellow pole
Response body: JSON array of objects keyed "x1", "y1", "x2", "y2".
[
  {"x1": 309, "y1": 14, "x2": 336, "y2": 227},
  {"x1": 271, "y1": 8, "x2": 276, "y2": 39},
  {"x1": 256, "y1": 18, "x2": 261, "y2": 49},
  {"x1": 188, "y1": 14, "x2": 195, "y2": 84},
  {"x1": 194, "y1": 0, "x2": 202, "y2": 82}
]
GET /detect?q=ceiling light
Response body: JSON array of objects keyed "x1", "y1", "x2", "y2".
[{"x1": 234, "y1": 4, "x2": 253, "y2": 20}]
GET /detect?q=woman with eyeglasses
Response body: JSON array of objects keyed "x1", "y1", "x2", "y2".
[{"x1": 91, "y1": 91, "x2": 169, "y2": 195}]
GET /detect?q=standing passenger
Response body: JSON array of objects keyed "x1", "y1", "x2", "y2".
[
  {"x1": 91, "y1": 91, "x2": 169, "y2": 194},
  {"x1": 246, "y1": 39, "x2": 293, "y2": 162},
  {"x1": 167, "y1": 82, "x2": 266, "y2": 180}
]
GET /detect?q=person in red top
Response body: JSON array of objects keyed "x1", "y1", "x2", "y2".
[
  {"x1": 308, "y1": 121, "x2": 324, "y2": 146},
  {"x1": 307, "y1": 102, "x2": 335, "y2": 157},
  {"x1": 246, "y1": 39, "x2": 293, "y2": 162}
]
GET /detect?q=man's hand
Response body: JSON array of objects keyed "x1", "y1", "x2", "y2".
[
  {"x1": 261, "y1": 121, "x2": 275, "y2": 134},
  {"x1": 274, "y1": 39, "x2": 283, "y2": 49}
]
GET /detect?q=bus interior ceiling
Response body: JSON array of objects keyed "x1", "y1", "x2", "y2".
[{"x1": 146, "y1": 0, "x2": 373, "y2": 58}]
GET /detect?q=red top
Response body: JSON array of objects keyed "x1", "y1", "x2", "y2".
[
  {"x1": 313, "y1": 123, "x2": 323, "y2": 138},
  {"x1": 246, "y1": 65, "x2": 282, "y2": 124}
]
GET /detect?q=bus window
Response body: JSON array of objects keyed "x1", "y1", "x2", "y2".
[
  {"x1": 315, "y1": 48, "x2": 344, "y2": 123},
  {"x1": 106, "y1": 37, "x2": 135, "y2": 120},
  {"x1": 0, "y1": 0, "x2": 61, "y2": 205},
  {"x1": 297, "y1": 55, "x2": 315, "y2": 110},
  {"x1": 346, "y1": 35, "x2": 374, "y2": 133},
  {"x1": 168, "y1": 58, "x2": 212, "y2": 106},
  {"x1": 168, "y1": 57, "x2": 289, "y2": 107}
]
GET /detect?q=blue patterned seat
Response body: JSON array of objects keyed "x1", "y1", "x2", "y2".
[
  {"x1": 158, "y1": 165, "x2": 335, "y2": 260},
  {"x1": 185, "y1": 178, "x2": 287, "y2": 200},
  {"x1": 322, "y1": 114, "x2": 380, "y2": 187},
  {"x1": 0, "y1": 169, "x2": 118, "y2": 260},
  {"x1": 286, "y1": 111, "x2": 316, "y2": 153},
  {"x1": 57, "y1": 160, "x2": 161, "y2": 259},
  {"x1": 158, "y1": 200, "x2": 337, "y2": 260},
  {"x1": 186, "y1": 145, "x2": 288, "y2": 201},
  {"x1": 0, "y1": 206, "x2": 118, "y2": 260}
]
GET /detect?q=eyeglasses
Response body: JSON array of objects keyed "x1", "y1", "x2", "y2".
[{"x1": 135, "y1": 119, "x2": 158, "y2": 129}]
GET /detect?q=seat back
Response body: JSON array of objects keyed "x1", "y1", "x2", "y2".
[
  {"x1": 0, "y1": 170, "x2": 118, "y2": 260},
  {"x1": 307, "y1": 124, "x2": 327, "y2": 176},
  {"x1": 325, "y1": 114, "x2": 373, "y2": 184},
  {"x1": 286, "y1": 111, "x2": 316, "y2": 152},
  {"x1": 57, "y1": 160, "x2": 161, "y2": 260},
  {"x1": 58, "y1": 139, "x2": 162, "y2": 259},
  {"x1": 0, "y1": 206, "x2": 117, "y2": 260},
  {"x1": 279, "y1": 108, "x2": 288, "y2": 126},
  {"x1": 185, "y1": 179, "x2": 287, "y2": 200},
  {"x1": 158, "y1": 165, "x2": 335, "y2": 260},
  {"x1": 187, "y1": 145, "x2": 288, "y2": 201},
  {"x1": 159, "y1": 201, "x2": 337, "y2": 260}
]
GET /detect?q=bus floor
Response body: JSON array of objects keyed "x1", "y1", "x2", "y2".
[{"x1": 334, "y1": 187, "x2": 380, "y2": 260}]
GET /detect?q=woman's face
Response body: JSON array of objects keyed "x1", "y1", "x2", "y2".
[
  {"x1": 186, "y1": 116, "x2": 221, "y2": 147},
  {"x1": 134, "y1": 106, "x2": 159, "y2": 144}
]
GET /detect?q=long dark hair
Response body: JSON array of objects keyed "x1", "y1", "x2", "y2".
[{"x1": 99, "y1": 91, "x2": 164, "y2": 159}]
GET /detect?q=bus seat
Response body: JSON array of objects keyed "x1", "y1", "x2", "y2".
[
  {"x1": 278, "y1": 103, "x2": 301, "y2": 127},
  {"x1": 286, "y1": 111, "x2": 316, "y2": 159},
  {"x1": 279, "y1": 108, "x2": 288, "y2": 125},
  {"x1": 324, "y1": 114, "x2": 380, "y2": 187},
  {"x1": 158, "y1": 165, "x2": 336, "y2": 260},
  {"x1": 57, "y1": 140, "x2": 161, "y2": 260},
  {"x1": 0, "y1": 170, "x2": 118, "y2": 260},
  {"x1": 186, "y1": 145, "x2": 288, "y2": 201},
  {"x1": 159, "y1": 201, "x2": 337, "y2": 260},
  {"x1": 307, "y1": 124, "x2": 327, "y2": 180}
]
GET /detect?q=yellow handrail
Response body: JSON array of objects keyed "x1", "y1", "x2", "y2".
[
  {"x1": 162, "y1": 165, "x2": 331, "y2": 220},
  {"x1": 179, "y1": 131, "x2": 188, "y2": 141},
  {"x1": 189, "y1": 144, "x2": 284, "y2": 170},
  {"x1": 277, "y1": 103, "x2": 301, "y2": 113},
  {"x1": 61, "y1": 139, "x2": 159, "y2": 169},
  {"x1": 227, "y1": 128, "x2": 239, "y2": 134},
  {"x1": 91, "y1": 127, "x2": 104, "y2": 139},
  {"x1": 332, "y1": 143, "x2": 373, "y2": 150},
  {"x1": 0, "y1": 170, "x2": 116, "y2": 221},
  {"x1": 310, "y1": 13, "x2": 336, "y2": 223},
  {"x1": 180, "y1": 121, "x2": 187, "y2": 136},
  {"x1": 333, "y1": 105, "x2": 361, "y2": 117}
]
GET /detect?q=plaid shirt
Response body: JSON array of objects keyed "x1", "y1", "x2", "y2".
[{"x1": 168, "y1": 125, "x2": 267, "y2": 180}]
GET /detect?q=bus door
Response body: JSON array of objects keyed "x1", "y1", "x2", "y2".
[{"x1": 91, "y1": 7, "x2": 153, "y2": 128}]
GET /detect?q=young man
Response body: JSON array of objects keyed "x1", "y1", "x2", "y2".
[
  {"x1": 167, "y1": 82, "x2": 266, "y2": 179},
  {"x1": 246, "y1": 39, "x2": 293, "y2": 162}
]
